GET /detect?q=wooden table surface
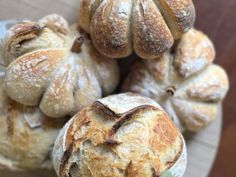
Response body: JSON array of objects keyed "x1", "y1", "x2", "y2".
[
  {"x1": 0, "y1": 0, "x2": 235, "y2": 177},
  {"x1": 193, "y1": 1, "x2": 236, "y2": 176}
]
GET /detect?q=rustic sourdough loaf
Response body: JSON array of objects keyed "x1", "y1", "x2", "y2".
[
  {"x1": 122, "y1": 29, "x2": 229, "y2": 132},
  {"x1": 79, "y1": 0, "x2": 195, "y2": 59},
  {"x1": 2, "y1": 14, "x2": 119, "y2": 119},
  {"x1": 53, "y1": 93, "x2": 186, "y2": 177},
  {"x1": 0, "y1": 65, "x2": 64, "y2": 171}
]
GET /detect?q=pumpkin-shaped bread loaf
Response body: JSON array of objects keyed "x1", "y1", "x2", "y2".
[
  {"x1": 2, "y1": 14, "x2": 119, "y2": 119},
  {"x1": 122, "y1": 29, "x2": 229, "y2": 132},
  {"x1": 79, "y1": 0, "x2": 195, "y2": 59},
  {"x1": 0, "y1": 66, "x2": 65, "y2": 171},
  {"x1": 53, "y1": 93, "x2": 187, "y2": 177}
]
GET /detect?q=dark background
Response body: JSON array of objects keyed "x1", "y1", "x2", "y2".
[{"x1": 193, "y1": 0, "x2": 236, "y2": 176}]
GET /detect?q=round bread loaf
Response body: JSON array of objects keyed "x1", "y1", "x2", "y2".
[
  {"x1": 122, "y1": 29, "x2": 229, "y2": 132},
  {"x1": 79, "y1": 0, "x2": 195, "y2": 59},
  {"x1": 53, "y1": 93, "x2": 187, "y2": 177},
  {"x1": 2, "y1": 14, "x2": 119, "y2": 119},
  {"x1": 0, "y1": 65, "x2": 64, "y2": 171}
]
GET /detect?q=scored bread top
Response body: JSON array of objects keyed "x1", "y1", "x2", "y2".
[{"x1": 53, "y1": 93, "x2": 186, "y2": 177}]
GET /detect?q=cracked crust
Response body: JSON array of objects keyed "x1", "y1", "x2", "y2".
[
  {"x1": 1, "y1": 22, "x2": 46, "y2": 65},
  {"x1": 53, "y1": 93, "x2": 186, "y2": 177},
  {"x1": 79, "y1": 0, "x2": 195, "y2": 59},
  {"x1": 2, "y1": 14, "x2": 119, "y2": 119},
  {"x1": 122, "y1": 29, "x2": 229, "y2": 132}
]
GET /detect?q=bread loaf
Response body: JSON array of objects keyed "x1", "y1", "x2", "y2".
[
  {"x1": 79, "y1": 0, "x2": 195, "y2": 59},
  {"x1": 122, "y1": 29, "x2": 229, "y2": 132},
  {"x1": 2, "y1": 14, "x2": 119, "y2": 119},
  {"x1": 0, "y1": 65, "x2": 64, "y2": 171},
  {"x1": 53, "y1": 93, "x2": 186, "y2": 177}
]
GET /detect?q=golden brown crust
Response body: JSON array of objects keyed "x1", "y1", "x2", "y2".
[
  {"x1": 1, "y1": 15, "x2": 69, "y2": 66},
  {"x1": 133, "y1": 0, "x2": 174, "y2": 59},
  {"x1": 2, "y1": 22, "x2": 46, "y2": 65},
  {"x1": 53, "y1": 93, "x2": 186, "y2": 177},
  {"x1": 39, "y1": 14, "x2": 69, "y2": 35},
  {"x1": 79, "y1": 0, "x2": 104, "y2": 33},
  {"x1": 172, "y1": 99, "x2": 218, "y2": 131},
  {"x1": 144, "y1": 52, "x2": 170, "y2": 82},
  {"x1": 5, "y1": 49, "x2": 66, "y2": 106},
  {"x1": 90, "y1": 0, "x2": 133, "y2": 58},
  {"x1": 39, "y1": 63, "x2": 76, "y2": 118},
  {"x1": 154, "y1": 0, "x2": 196, "y2": 39},
  {"x1": 79, "y1": 0, "x2": 195, "y2": 59},
  {"x1": 185, "y1": 65, "x2": 229, "y2": 102},
  {"x1": 87, "y1": 43, "x2": 119, "y2": 95},
  {"x1": 175, "y1": 29, "x2": 215, "y2": 78},
  {"x1": 0, "y1": 72, "x2": 64, "y2": 171},
  {"x1": 122, "y1": 29, "x2": 229, "y2": 132},
  {"x1": 2, "y1": 15, "x2": 119, "y2": 119}
]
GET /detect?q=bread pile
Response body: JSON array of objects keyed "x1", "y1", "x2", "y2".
[{"x1": 0, "y1": 0, "x2": 229, "y2": 177}]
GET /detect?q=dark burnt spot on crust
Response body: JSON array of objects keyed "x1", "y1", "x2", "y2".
[
  {"x1": 108, "y1": 105, "x2": 160, "y2": 137},
  {"x1": 92, "y1": 101, "x2": 120, "y2": 119},
  {"x1": 60, "y1": 142, "x2": 74, "y2": 177},
  {"x1": 104, "y1": 138, "x2": 121, "y2": 145},
  {"x1": 65, "y1": 110, "x2": 91, "y2": 149},
  {"x1": 60, "y1": 138, "x2": 86, "y2": 177},
  {"x1": 60, "y1": 110, "x2": 91, "y2": 177},
  {"x1": 104, "y1": 105, "x2": 160, "y2": 146}
]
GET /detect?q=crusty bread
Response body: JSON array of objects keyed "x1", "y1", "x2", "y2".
[
  {"x1": 79, "y1": 0, "x2": 195, "y2": 59},
  {"x1": 122, "y1": 29, "x2": 229, "y2": 132},
  {"x1": 0, "y1": 65, "x2": 64, "y2": 171},
  {"x1": 53, "y1": 93, "x2": 186, "y2": 177},
  {"x1": 1, "y1": 15, "x2": 69, "y2": 66},
  {"x1": 2, "y1": 14, "x2": 119, "y2": 119}
]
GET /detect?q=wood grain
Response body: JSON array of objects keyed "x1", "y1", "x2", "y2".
[{"x1": 193, "y1": 0, "x2": 236, "y2": 176}]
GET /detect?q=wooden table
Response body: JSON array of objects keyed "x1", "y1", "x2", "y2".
[{"x1": 0, "y1": 0, "x2": 231, "y2": 176}]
